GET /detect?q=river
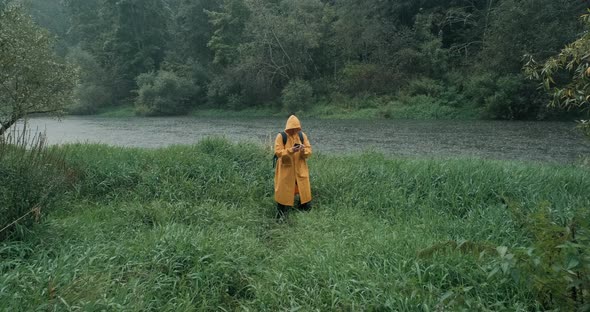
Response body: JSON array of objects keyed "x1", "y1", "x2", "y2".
[{"x1": 16, "y1": 116, "x2": 590, "y2": 164}]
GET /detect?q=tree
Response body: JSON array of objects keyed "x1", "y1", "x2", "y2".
[
  {"x1": 167, "y1": 0, "x2": 219, "y2": 66},
  {"x1": 0, "y1": 5, "x2": 77, "y2": 135},
  {"x1": 203, "y1": 0, "x2": 326, "y2": 107},
  {"x1": 63, "y1": 0, "x2": 170, "y2": 104},
  {"x1": 524, "y1": 11, "x2": 590, "y2": 133},
  {"x1": 239, "y1": 0, "x2": 325, "y2": 95},
  {"x1": 480, "y1": 0, "x2": 584, "y2": 75},
  {"x1": 102, "y1": 0, "x2": 170, "y2": 102},
  {"x1": 24, "y1": 0, "x2": 590, "y2": 118},
  {"x1": 162, "y1": 0, "x2": 221, "y2": 108},
  {"x1": 66, "y1": 46, "x2": 112, "y2": 114},
  {"x1": 206, "y1": 0, "x2": 249, "y2": 66},
  {"x1": 62, "y1": 0, "x2": 107, "y2": 55},
  {"x1": 13, "y1": 0, "x2": 70, "y2": 55}
]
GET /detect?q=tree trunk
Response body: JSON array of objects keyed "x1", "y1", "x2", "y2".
[{"x1": 0, "y1": 115, "x2": 20, "y2": 136}]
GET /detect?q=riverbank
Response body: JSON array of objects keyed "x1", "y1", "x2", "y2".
[
  {"x1": 94, "y1": 97, "x2": 483, "y2": 120},
  {"x1": 93, "y1": 105, "x2": 456, "y2": 120},
  {"x1": 1, "y1": 139, "x2": 589, "y2": 310},
  {"x1": 94, "y1": 102, "x2": 582, "y2": 121}
]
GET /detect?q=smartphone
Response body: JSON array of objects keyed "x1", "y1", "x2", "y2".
[{"x1": 294, "y1": 143, "x2": 302, "y2": 148}]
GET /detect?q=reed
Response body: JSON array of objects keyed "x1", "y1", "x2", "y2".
[{"x1": 0, "y1": 123, "x2": 71, "y2": 240}]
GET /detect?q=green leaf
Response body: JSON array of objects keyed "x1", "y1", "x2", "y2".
[
  {"x1": 440, "y1": 290, "x2": 454, "y2": 302},
  {"x1": 567, "y1": 258, "x2": 579, "y2": 270},
  {"x1": 496, "y1": 246, "x2": 508, "y2": 258}
]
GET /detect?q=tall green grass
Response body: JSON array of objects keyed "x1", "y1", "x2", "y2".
[
  {"x1": 0, "y1": 130, "x2": 72, "y2": 240},
  {"x1": 1, "y1": 138, "x2": 588, "y2": 310}
]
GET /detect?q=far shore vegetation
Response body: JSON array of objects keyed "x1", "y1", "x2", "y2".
[
  {"x1": 2, "y1": 0, "x2": 589, "y2": 123},
  {"x1": 93, "y1": 96, "x2": 577, "y2": 121}
]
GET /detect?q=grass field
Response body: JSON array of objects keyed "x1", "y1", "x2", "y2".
[{"x1": 1, "y1": 138, "x2": 589, "y2": 310}]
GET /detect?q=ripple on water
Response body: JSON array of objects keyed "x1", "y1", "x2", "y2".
[{"x1": 15, "y1": 116, "x2": 590, "y2": 164}]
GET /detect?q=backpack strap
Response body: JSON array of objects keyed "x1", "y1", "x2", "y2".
[
  {"x1": 273, "y1": 132, "x2": 287, "y2": 169},
  {"x1": 280, "y1": 131, "x2": 287, "y2": 145}
]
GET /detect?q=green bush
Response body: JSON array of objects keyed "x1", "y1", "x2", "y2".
[
  {"x1": 226, "y1": 93, "x2": 245, "y2": 110},
  {"x1": 309, "y1": 77, "x2": 335, "y2": 98},
  {"x1": 380, "y1": 95, "x2": 455, "y2": 119},
  {"x1": 379, "y1": 93, "x2": 479, "y2": 119},
  {"x1": 338, "y1": 63, "x2": 401, "y2": 95},
  {"x1": 70, "y1": 84, "x2": 112, "y2": 115},
  {"x1": 462, "y1": 72, "x2": 497, "y2": 105},
  {"x1": 205, "y1": 69, "x2": 274, "y2": 110},
  {"x1": 281, "y1": 79, "x2": 313, "y2": 112},
  {"x1": 462, "y1": 73, "x2": 546, "y2": 120},
  {"x1": 135, "y1": 70, "x2": 196, "y2": 116},
  {"x1": 205, "y1": 75, "x2": 229, "y2": 106},
  {"x1": 403, "y1": 78, "x2": 445, "y2": 97},
  {"x1": 487, "y1": 205, "x2": 590, "y2": 310},
  {"x1": 484, "y1": 75, "x2": 543, "y2": 120},
  {"x1": 205, "y1": 70, "x2": 249, "y2": 108}
]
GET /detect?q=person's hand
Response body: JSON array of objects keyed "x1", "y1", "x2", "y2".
[{"x1": 292, "y1": 144, "x2": 303, "y2": 153}]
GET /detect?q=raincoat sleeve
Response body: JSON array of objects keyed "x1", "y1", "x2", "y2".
[
  {"x1": 275, "y1": 133, "x2": 293, "y2": 158},
  {"x1": 301, "y1": 133, "x2": 312, "y2": 159}
]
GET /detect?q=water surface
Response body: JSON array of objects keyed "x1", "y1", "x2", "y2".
[{"x1": 19, "y1": 116, "x2": 590, "y2": 164}]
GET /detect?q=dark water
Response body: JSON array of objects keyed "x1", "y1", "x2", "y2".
[{"x1": 19, "y1": 116, "x2": 590, "y2": 164}]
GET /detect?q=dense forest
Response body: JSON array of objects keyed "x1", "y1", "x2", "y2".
[{"x1": 6, "y1": 0, "x2": 590, "y2": 119}]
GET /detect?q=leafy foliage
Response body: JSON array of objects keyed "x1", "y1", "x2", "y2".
[
  {"x1": 281, "y1": 79, "x2": 313, "y2": 113},
  {"x1": 66, "y1": 47, "x2": 112, "y2": 114},
  {"x1": 488, "y1": 203, "x2": 590, "y2": 311},
  {"x1": 481, "y1": 0, "x2": 583, "y2": 75},
  {"x1": 206, "y1": 0, "x2": 249, "y2": 66},
  {"x1": 21, "y1": 0, "x2": 588, "y2": 118},
  {"x1": 525, "y1": 11, "x2": 590, "y2": 133},
  {"x1": 0, "y1": 4, "x2": 77, "y2": 134},
  {"x1": 134, "y1": 70, "x2": 195, "y2": 116}
]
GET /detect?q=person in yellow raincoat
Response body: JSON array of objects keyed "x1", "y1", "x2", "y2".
[{"x1": 274, "y1": 115, "x2": 312, "y2": 219}]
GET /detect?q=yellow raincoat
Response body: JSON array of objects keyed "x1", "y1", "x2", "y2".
[{"x1": 274, "y1": 115, "x2": 312, "y2": 206}]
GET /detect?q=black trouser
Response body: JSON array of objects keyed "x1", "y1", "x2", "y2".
[
  {"x1": 276, "y1": 200, "x2": 312, "y2": 219},
  {"x1": 276, "y1": 203, "x2": 289, "y2": 219},
  {"x1": 298, "y1": 201, "x2": 312, "y2": 211}
]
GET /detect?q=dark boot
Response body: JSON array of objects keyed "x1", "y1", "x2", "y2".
[
  {"x1": 276, "y1": 203, "x2": 289, "y2": 220},
  {"x1": 299, "y1": 201, "x2": 312, "y2": 212}
]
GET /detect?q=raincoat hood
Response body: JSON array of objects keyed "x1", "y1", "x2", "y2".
[{"x1": 285, "y1": 115, "x2": 302, "y2": 132}]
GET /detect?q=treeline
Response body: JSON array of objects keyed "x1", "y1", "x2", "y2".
[{"x1": 16, "y1": 0, "x2": 590, "y2": 118}]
